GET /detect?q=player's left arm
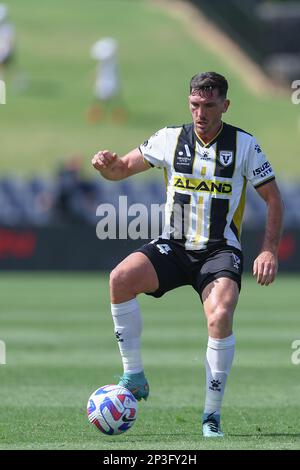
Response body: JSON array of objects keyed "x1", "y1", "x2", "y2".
[{"x1": 253, "y1": 179, "x2": 284, "y2": 286}]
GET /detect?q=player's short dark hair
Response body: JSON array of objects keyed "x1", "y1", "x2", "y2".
[{"x1": 190, "y1": 72, "x2": 228, "y2": 98}]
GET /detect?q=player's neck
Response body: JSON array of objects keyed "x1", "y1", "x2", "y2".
[{"x1": 195, "y1": 122, "x2": 223, "y2": 145}]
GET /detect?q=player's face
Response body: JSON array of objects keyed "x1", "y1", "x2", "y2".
[{"x1": 188, "y1": 89, "x2": 230, "y2": 140}]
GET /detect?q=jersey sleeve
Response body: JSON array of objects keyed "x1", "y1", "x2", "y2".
[
  {"x1": 139, "y1": 128, "x2": 167, "y2": 169},
  {"x1": 244, "y1": 137, "x2": 275, "y2": 189}
]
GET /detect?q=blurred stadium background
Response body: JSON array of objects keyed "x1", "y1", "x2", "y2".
[
  {"x1": 0, "y1": 0, "x2": 299, "y2": 450},
  {"x1": 0, "y1": 0, "x2": 299, "y2": 271}
]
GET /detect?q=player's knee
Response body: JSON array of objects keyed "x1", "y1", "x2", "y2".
[
  {"x1": 207, "y1": 306, "x2": 232, "y2": 330},
  {"x1": 109, "y1": 266, "x2": 131, "y2": 295},
  {"x1": 109, "y1": 267, "x2": 127, "y2": 292}
]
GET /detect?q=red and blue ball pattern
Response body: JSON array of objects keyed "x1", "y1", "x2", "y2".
[{"x1": 87, "y1": 384, "x2": 138, "y2": 435}]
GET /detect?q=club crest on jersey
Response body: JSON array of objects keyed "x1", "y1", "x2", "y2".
[{"x1": 219, "y1": 150, "x2": 233, "y2": 167}]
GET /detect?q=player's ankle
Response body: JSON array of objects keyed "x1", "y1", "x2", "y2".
[{"x1": 123, "y1": 370, "x2": 145, "y2": 378}]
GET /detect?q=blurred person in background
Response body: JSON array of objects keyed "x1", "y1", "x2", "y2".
[
  {"x1": 55, "y1": 155, "x2": 83, "y2": 224},
  {"x1": 87, "y1": 37, "x2": 126, "y2": 124},
  {"x1": 55, "y1": 155, "x2": 102, "y2": 225},
  {"x1": 0, "y1": 3, "x2": 15, "y2": 79},
  {"x1": 91, "y1": 72, "x2": 283, "y2": 438}
]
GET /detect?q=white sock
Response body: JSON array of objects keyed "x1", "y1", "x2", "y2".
[
  {"x1": 204, "y1": 334, "x2": 235, "y2": 415},
  {"x1": 111, "y1": 299, "x2": 143, "y2": 374}
]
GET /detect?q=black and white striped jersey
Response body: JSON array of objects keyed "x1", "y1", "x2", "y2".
[{"x1": 139, "y1": 122, "x2": 275, "y2": 251}]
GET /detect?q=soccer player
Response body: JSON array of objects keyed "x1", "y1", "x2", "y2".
[
  {"x1": 91, "y1": 72, "x2": 283, "y2": 437},
  {"x1": 88, "y1": 37, "x2": 126, "y2": 123}
]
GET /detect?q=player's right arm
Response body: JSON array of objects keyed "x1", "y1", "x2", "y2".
[
  {"x1": 243, "y1": 136, "x2": 283, "y2": 286},
  {"x1": 91, "y1": 148, "x2": 151, "y2": 180}
]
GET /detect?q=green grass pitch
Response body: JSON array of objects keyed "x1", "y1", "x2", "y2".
[{"x1": 0, "y1": 273, "x2": 299, "y2": 450}]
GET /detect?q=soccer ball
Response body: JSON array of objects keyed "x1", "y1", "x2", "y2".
[{"x1": 87, "y1": 384, "x2": 138, "y2": 435}]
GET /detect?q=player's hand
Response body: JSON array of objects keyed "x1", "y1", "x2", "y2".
[
  {"x1": 253, "y1": 250, "x2": 278, "y2": 286},
  {"x1": 92, "y1": 150, "x2": 118, "y2": 171}
]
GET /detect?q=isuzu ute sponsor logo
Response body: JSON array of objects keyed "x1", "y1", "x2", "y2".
[{"x1": 253, "y1": 161, "x2": 273, "y2": 178}]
